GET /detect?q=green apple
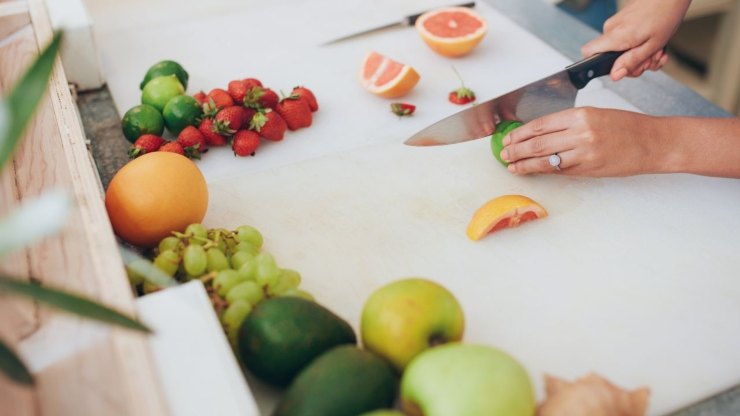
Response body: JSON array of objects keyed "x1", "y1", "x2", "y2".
[
  {"x1": 400, "y1": 343, "x2": 535, "y2": 416},
  {"x1": 358, "y1": 410, "x2": 405, "y2": 416},
  {"x1": 360, "y1": 277, "x2": 464, "y2": 371}
]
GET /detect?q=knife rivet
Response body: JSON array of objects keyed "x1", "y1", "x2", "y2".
[{"x1": 587, "y1": 69, "x2": 594, "y2": 78}]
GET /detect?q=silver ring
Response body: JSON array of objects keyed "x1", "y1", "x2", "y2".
[{"x1": 548, "y1": 154, "x2": 561, "y2": 171}]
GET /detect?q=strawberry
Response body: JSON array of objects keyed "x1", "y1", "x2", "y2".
[
  {"x1": 159, "y1": 141, "x2": 185, "y2": 155},
  {"x1": 242, "y1": 78, "x2": 262, "y2": 89},
  {"x1": 177, "y1": 126, "x2": 207, "y2": 159},
  {"x1": 244, "y1": 86, "x2": 279, "y2": 110},
  {"x1": 193, "y1": 91, "x2": 208, "y2": 105},
  {"x1": 214, "y1": 106, "x2": 246, "y2": 135},
  {"x1": 232, "y1": 130, "x2": 260, "y2": 157},
  {"x1": 198, "y1": 118, "x2": 228, "y2": 146},
  {"x1": 230, "y1": 79, "x2": 263, "y2": 100},
  {"x1": 291, "y1": 86, "x2": 318, "y2": 112},
  {"x1": 227, "y1": 80, "x2": 249, "y2": 103},
  {"x1": 448, "y1": 67, "x2": 476, "y2": 105},
  {"x1": 250, "y1": 109, "x2": 287, "y2": 141},
  {"x1": 236, "y1": 106, "x2": 256, "y2": 129},
  {"x1": 275, "y1": 94, "x2": 312, "y2": 130},
  {"x1": 391, "y1": 103, "x2": 415, "y2": 117},
  {"x1": 449, "y1": 87, "x2": 475, "y2": 105},
  {"x1": 203, "y1": 88, "x2": 234, "y2": 115},
  {"x1": 128, "y1": 134, "x2": 165, "y2": 159}
]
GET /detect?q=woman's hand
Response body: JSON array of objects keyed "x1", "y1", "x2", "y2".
[
  {"x1": 581, "y1": 0, "x2": 691, "y2": 81},
  {"x1": 500, "y1": 107, "x2": 662, "y2": 177}
]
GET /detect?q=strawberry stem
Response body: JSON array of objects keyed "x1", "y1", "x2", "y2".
[{"x1": 452, "y1": 66, "x2": 466, "y2": 88}]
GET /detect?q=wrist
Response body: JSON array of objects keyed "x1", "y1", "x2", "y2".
[{"x1": 642, "y1": 115, "x2": 684, "y2": 174}]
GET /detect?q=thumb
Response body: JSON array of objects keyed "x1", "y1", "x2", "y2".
[{"x1": 581, "y1": 34, "x2": 615, "y2": 58}]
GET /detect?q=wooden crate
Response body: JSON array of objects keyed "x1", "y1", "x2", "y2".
[{"x1": 0, "y1": 1, "x2": 168, "y2": 414}]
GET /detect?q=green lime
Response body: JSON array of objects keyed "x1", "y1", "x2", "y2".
[
  {"x1": 140, "y1": 60, "x2": 189, "y2": 90},
  {"x1": 491, "y1": 120, "x2": 523, "y2": 167},
  {"x1": 163, "y1": 95, "x2": 203, "y2": 135},
  {"x1": 141, "y1": 75, "x2": 185, "y2": 112},
  {"x1": 121, "y1": 104, "x2": 164, "y2": 143}
]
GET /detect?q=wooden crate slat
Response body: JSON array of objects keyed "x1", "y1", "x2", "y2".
[{"x1": 0, "y1": 2, "x2": 170, "y2": 415}]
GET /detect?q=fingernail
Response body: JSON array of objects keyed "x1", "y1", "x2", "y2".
[
  {"x1": 503, "y1": 134, "x2": 511, "y2": 146},
  {"x1": 612, "y1": 67, "x2": 628, "y2": 80},
  {"x1": 500, "y1": 149, "x2": 509, "y2": 162},
  {"x1": 507, "y1": 164, "x2": 516, "y2": 173}
]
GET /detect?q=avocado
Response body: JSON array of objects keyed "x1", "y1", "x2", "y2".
[
  {"x1": 274, "y1": 345, "x2": 398, "y2": 416},
  {"x1": 237, "y1": 297, "x2": 356, "y2": 386}
]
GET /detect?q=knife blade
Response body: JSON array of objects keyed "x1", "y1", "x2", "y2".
[
  {"x1": 322, "y1": 2, "x2": 476, "y2": 46},
  {"x1": 404, "y1": 51, "x2": 623, "y2": 146}
]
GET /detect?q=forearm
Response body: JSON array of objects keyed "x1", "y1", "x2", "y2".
[{"x1": 649, "y1": 116, "x2": 740, "y2": 178}]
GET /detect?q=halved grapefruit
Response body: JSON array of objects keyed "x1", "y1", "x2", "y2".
[
  {"x1": 415, "y1": 7, "x2": 487, "y2": 57},
  {"x1": 359, "y1": 51, "x2": 420, "y2": 98},
  {"x1": 466, "y1": 195, "x2": 547, "y2": 241}
]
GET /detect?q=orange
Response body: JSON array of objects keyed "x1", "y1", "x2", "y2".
[
  {"x1": 105, "y1": 152, "x2": 208, "y2": 248},
  {"x1": 359, "y1": 51, "x2": 420, "y2": 98},
  {"x1": 466, "y1": 195, "x2": 547, "y2": 241},
  {"x1": 415, "y1": 7, "x2": 487, "y2": 57}
]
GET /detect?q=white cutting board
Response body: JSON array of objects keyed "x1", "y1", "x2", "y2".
[
  {"x1": 204, "y1": 137, "x2": 740, "y2": 416},
  {"x1": 88, "y1": 0, "x2": 740, "y2": 414},
  {"x1": 90, "y1": 0, "x2": 577, "y2": 183}
]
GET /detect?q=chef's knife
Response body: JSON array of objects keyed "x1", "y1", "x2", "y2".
[
  {"x1": 404, "y1": 51, "x2": 623, "y2": 146},
  {"x1": 322, "y1": 2, "x2": 476, "y2": 46}
]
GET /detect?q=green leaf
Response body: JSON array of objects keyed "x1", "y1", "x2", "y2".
[
  {"x1": 0, "y1": 275, "x2": 151, "y2": 333},
  {"x1": 0, "y1": 339, "x2": 34, "y2": 385},
  {"x1": 0, "y1": 189, "x2": 70, "y2": 258},
  {"x1": 119, "y1": 245, "x2": 178, "y2": 289},
  {"x1": 0, "y1": 32, "x2": 62, "y2": 168}
]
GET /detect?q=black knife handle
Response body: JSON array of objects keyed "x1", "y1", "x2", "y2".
[
  {"x1": 566, "y1": 51, "x2": 623, "y2": 89},
  {"x1": 405, "y1": 2, "x2": 476, "y2": 26}
]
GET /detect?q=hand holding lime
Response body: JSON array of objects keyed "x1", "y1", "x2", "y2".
[
  {"x1": 121, "y1": 104, "x2": 165, "y2": 143},
  {"x1": 491, "y1": 120, "x2": 523, "y2": 167},
  {"x1": 141, "y1": 75, "x2": 185, "y2": 112},
  {"x1": 140, "y1": 60, "x2": 189, "y2": 90}
]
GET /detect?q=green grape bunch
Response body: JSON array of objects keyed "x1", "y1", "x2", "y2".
[{"x1": 124, "y1": 223, "x2": 315, "y2": 347}]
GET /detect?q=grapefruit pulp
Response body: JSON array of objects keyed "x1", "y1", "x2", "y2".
[
  {"x1": 466, "y1": 195, "x2": 547, "y2": 241},
  {"x1": 415, "y1": 7, "x2": 487, "y2": 57},
  {"x1": 359, "y1": 51, "x2": 420, "y2": 98}
]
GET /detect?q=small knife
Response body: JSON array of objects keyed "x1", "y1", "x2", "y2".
[
  {"x1": 404, "y1": 51, "x2": 623, "y2": 146},
  {"x1": 322, "y1": 1, "x2": 476, "y2": 46}
]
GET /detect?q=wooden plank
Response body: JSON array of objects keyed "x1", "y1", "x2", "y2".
[
  {"x1": 0, "y1": 8, "x2": 30, "y2": 41},
  {"x1": 0, "y1": 0, "x2": 169, "y2": 414},
  {"x1": 0, "y1": 24, "x2": 39, "y2": 416}
]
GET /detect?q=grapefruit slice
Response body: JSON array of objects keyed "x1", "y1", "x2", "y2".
[
  {"x1": 359, "y1": 51, "x2": 420, "y2": 98},
  {"x1": 415, "y1": 7, "x2": 487, "y2": 57},
  {"x1": 466, "y1": 195, "x2": 547, "y2": 241}
]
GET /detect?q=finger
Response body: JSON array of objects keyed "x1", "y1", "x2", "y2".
[
  {"x1": 627, "y1": 60, "x2": 651, "y2": 78},
  {"x1": 507, "y1": 149, "x2": 579, "y2": 175},
  {"x1": 501, "y1": 130, "x2": 575, "y2": 164},
  {"x1": 581, "y1": 20, "x2": 630, "y2": 58},
  {"x1": 646, "y1": 50, "x2": 667, "y2": 71},
  {"x1": 502, "y1": 109, "x2": 578, "y2": 147},
  {"x1": 654, "y1": 53, "x2": 669, "y2": 69},
  {"x1": 652, "y1": 49, "x2": 666, "y2": 61},
  {"x1": 611, "y1": 41, "x2": 662, "y2": 81}
]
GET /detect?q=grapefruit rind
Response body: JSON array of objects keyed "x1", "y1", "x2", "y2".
[
  {"x1": 466, "y1": 195, "x2": 548, "y2": 241},
  {"x1": 415, "y1": 7, "x2": 488, "y2": 57},
  {"x1": 359, "y1": 51, "x2": 420, "y2": 98}
]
